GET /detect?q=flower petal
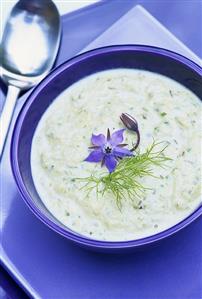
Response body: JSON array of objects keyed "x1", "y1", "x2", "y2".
[
  {"x1": 113, "y1": 147, "x2": 133, "y2": 158},
  {"x1": 105, "y1": 155, "x2": 117, "y2": 173},
  {"x1": 110, "y1": 129, "x2": 125, "y2": 146},
  {"x1": 84, "y1": 150, "x2": 104, "y2": 162},
  {"x1": 91, "y1": 134, "x2": 106, "y2": 146}
]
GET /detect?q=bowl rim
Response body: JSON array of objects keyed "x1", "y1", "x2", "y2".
[{"x1": 11, "y1": 44, "x2": 202, "y2": 249}]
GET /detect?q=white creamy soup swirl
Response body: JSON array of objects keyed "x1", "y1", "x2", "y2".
[{"x1": 31, "y1": 69, "x2": 202, "y2": 241}]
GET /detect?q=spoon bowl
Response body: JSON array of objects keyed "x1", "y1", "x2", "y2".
[{"x1": 0, "y1": 0, "x2": 61, "y2": 155}]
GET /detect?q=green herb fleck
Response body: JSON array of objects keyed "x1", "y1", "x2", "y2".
[
  {"x1": 154, "y1": 127, "x2": 160, "y2": 132},
  {"x1": 160, "y1": 112, "x2": 167, "y2": 117},
  {"x1": 169, "y1": 90, "x2": 173, "y2": 97}
]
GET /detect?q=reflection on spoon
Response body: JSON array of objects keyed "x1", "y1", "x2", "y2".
[{"x1": 0, "y1": 0, "x2": 61, "y2": 158}]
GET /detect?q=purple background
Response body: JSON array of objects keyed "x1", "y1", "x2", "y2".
[{"x1": 1, "y1": 0, "x2": 202, "y2": 298}]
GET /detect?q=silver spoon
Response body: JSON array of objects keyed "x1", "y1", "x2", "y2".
[{"x1": 0, "y1": 0, "x2": 61, "y2": 157}]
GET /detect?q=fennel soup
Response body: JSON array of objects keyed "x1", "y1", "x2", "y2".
[{"x1": 31, "y1": 69, "x2": 201, "y2": 241}]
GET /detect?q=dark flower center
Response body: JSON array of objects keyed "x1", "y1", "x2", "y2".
[{"x1": 104, "y1": 145, "x2": 112, "y2": 154}]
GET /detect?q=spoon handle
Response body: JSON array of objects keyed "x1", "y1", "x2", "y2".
[{"x1": 0, "y1": 85, "x2": 20, "y2": 158}]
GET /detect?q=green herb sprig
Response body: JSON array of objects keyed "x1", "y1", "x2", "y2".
[{"x1": 77, "y1": 141, "x2": 171, "y2": 209}]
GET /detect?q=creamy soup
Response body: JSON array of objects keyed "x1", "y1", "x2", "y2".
[{"x1": 31, "y1": 69, "x2": 202, "y2": 241}]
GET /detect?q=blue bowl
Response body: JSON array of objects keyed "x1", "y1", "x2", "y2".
[{"x1": 11, "y1": 45, "x2": 202, "y2": 252}]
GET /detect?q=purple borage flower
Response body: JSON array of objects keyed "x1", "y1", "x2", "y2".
[{"x1": 84, "y1": 128, "x2": 133, "y2": 173}]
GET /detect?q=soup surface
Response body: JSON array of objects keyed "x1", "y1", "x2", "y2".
[{"x1": 31, "y1": 69, "x2": 202, "y2": 241}]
